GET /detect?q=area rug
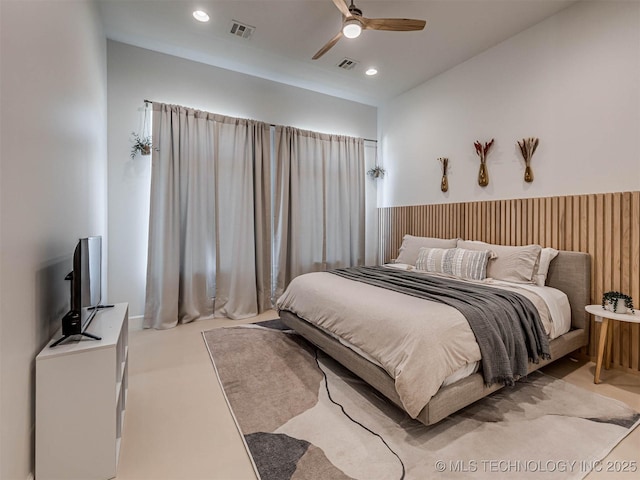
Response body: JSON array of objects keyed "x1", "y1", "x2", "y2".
[{"x1": 203, "y1": 320, "x2": 640, "y2": 480}]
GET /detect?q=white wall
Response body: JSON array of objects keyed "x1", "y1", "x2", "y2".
[
  {"x1": 0, "y1": 1, "x2": 107, "y2": 478},
  {"x1": 107, "y1": 41, "x2": 377, "y2": 317},
  {"x1": 378, "y1": 0, "x2": 640, "y2": 207}
]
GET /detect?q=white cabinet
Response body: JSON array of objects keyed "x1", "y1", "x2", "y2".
[{"x1": 36, "y1": 303, "x2": 129, "y2": 480}]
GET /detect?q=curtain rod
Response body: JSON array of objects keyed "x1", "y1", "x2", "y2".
[{"x1": 143, "y1": 99, "x2": 378, "y2": 143}]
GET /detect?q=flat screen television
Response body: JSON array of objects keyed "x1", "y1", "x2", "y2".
[{"x1": 51, "y1": 236, "x2": 105, "y2": 347}]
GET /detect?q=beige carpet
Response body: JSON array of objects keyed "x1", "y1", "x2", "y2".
[{"x1": 203, "y1": 320, "x2": 640, "y2": 480}]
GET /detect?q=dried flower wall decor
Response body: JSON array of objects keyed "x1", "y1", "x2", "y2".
[
  {"x1": 438, "y1": 157, "x2": 449, "y2": 192},
  {"x1": 474, "y1": 139, "x2": 494, "y2": 187},
  {"x1": 517, "y1": 137, "x2": 539, "y2": 183}
]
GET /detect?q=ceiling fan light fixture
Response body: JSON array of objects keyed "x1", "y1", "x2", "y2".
[
  {"x1": 311, "y1": 0, "x2": 426, "y2": 60},
  {"x1": 342, "y1": 18, "x2": 362, "y2": 39}
]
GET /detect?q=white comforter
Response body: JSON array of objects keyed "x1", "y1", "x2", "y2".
[{"x1": 276, "y1": 265, "x2": 569, "y2": 418}]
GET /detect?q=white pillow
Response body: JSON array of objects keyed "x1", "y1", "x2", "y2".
[
  {"x1": 457, "y1": 240, "x2": 542, "y2": 283},
  {"x1": 416, "y1": 247, "x2": 492, "y2": 281},
  {"x1": 395, "y1": 235, "x2": 458, "y2": 265},
  {"x1": 534, "y1": 247, "x2": 559, "y2": 286}
]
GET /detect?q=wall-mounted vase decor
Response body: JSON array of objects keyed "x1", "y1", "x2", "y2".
[
  {"x1": 517, "y1": 137, "x2": 539, "y2": 183},
  {"x1": 474, "y1": 139, "x2": 494, "y2": 187},
  {"x1": 438, "y1": 157, "x2": 449, "y2": 192}
]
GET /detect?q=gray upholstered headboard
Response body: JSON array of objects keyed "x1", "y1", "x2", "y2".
[{"x1": 545, "y1": 251, "x2": 591, "y2": 336}]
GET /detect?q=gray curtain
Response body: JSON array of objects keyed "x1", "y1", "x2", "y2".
[
  {"x1": 273, "y1": 126, "x2": 365, "y2": 299},
  {"x1": 144, "y1": 104, "x2": 271, "y2": 329}
]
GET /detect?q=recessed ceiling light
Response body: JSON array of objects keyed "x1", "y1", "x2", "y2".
[
  {"x1": 193, "y1": 10, "x2": 210, "y2": 22},
  {"x1": 365, "y1": 68, "x2": 378, "y2": 76}
]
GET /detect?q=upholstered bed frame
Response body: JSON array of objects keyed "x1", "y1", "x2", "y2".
[{"x1": 280, "y1": 251, "x2": 591, "y2": 426}]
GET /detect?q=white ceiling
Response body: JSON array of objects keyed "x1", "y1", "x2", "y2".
[{"x1": 97, "y1": 0, "x2": 578, "y2": 106}]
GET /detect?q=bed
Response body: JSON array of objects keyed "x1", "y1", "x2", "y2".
[{"x1": 276, "y1": 239, "x2": 591, "y2": 426}]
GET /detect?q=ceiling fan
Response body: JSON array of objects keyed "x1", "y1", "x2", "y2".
[{"x1": 312, "y1": 0, "x2": 426, "y2": 60}]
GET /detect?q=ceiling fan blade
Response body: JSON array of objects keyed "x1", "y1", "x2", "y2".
[
  {"x1": 362, "y1": 17, "x2": 426, "y2": 32},
  {"x1": 312, "y1": 31, "x2": 344, "y2": 60},
  {"x1": 332, "y1": 0, "x2": 351, "y2": 18}
]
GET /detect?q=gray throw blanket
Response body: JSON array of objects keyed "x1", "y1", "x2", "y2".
[{"x1": 329, "y1": 266, "x2": 551, "y2": 387}]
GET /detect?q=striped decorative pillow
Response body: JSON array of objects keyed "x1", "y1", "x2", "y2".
[{"x1": 415, "y1": 247, "x2": 491, "y2": 281}]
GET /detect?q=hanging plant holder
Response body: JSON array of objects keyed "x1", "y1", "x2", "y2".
[
  {"x1": 367, "y1": 166, "x2": 386, "y2": 179},
  {"x1": 130, "y1": 101, "x2": 154, "y2": 159},
  {"x1": 130, "y1": 132, "x2": 153, "y2": 158}
]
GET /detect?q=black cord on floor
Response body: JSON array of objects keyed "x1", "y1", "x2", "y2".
[{"x1": 312, "y1": 347, "x2": 406, "y2": 480}]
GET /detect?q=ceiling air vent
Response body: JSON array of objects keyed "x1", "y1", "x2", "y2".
[
  {"x1": 229, "y1": 20, "x2": 255, "y2": 39},
  {"x1": 337, "y1": 58, "x2": 358, "y2": 70}
]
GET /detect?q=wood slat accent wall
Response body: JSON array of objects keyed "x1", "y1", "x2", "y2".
[{"x1": 378, "y1": 191, "x2": 640, "y2": 373}]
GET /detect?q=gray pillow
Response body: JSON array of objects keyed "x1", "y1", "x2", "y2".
[
  {"x1": 395, "y1": 235, "x2": 458, "y2": 265},
  {"x1": 457, "y1": 240, "x2": 542, "y2": 283}
]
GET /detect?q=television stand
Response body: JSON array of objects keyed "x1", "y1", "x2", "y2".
[
  {"x1": 36, "y1": 303, "x2": 129, "y2": 479},
  {"x1": 50, "y1": 310, "x2": 103, "y2": 348},
  {"x1": 90, "y1": 304, "x2": 115, "y2": 310},
  {"x1": 50, "y1": 331, "x2": 102, "y2": 348}
]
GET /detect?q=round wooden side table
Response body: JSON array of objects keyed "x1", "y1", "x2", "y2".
[{"x1": 585, "y1": 304, "x2": 640, "y2": 384}]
